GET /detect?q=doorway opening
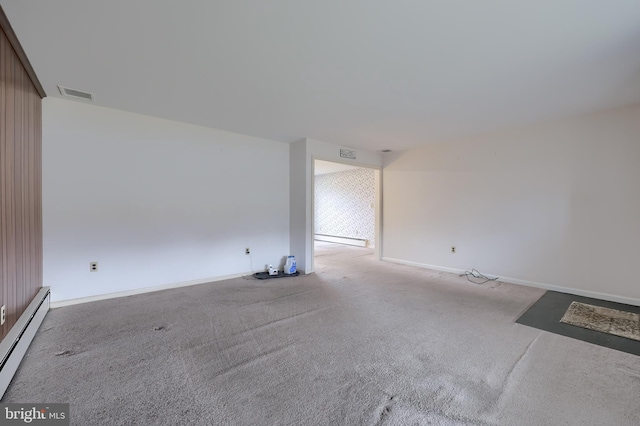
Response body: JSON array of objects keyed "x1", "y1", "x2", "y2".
[{"x1": 312, "y1": 159, "x2": 381, "y2": 269}]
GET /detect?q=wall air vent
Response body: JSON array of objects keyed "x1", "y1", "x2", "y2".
[{"x1": 58, "y1": 85, "x2": 94, "y2": 102}]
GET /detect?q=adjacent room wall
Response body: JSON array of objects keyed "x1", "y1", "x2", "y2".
[
  {"x1": 315, "y1": 168, "x2": 376, "y2": 247},
  {"x1": 43, "y1": 98, "x2": 290, "y2": 302},
  {"x1": 383, "y1": 104, "x2": 640, "y2": 304}
]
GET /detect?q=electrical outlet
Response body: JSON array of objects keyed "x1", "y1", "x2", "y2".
[
  {"x1": 451, "y1": 246, "x2": 456, "y2": 254},
  {"x1": 245, "y1": 248, "x2": 250, "y2": 255},
  {"x1": 90, "y1": 261, "x2": 98, "y2": 272},
  {"x1": 1, "y1": 305, "x2": 5, "y2": 325}
]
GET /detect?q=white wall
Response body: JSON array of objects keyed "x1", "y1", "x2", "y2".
[
  {"x1": 289, "y1": 141, "x2": 308, "y2": 272},
  {"x1": 290, "y1": 138, "x2": 381, "y2": 273},
  {"x1": 43, "y1": 98, "x2": 289, "y2": 302},
  {"x1": 383, "y1": 105, "x2": 640, "y2": 304}
]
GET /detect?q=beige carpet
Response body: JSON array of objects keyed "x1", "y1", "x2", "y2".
[
  {"x1": 3, "y1": 242, "x2": 640, "y2": 425},
  {"x1": 561, "y1": 301, "x2": 640, "y2": 342}
]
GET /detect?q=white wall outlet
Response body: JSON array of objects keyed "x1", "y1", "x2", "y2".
[
  {"x1": 90, "y1": 261, "x2": 98, "y2": 272},
  {"x1": 245, "y1": 248, "x2": 250, "y2": 255},
  {"x1": 1, "y1": 305, "x2": 5, "y2": 325},
  {"x1": 451, "y1": 246, "x2": 456, "y2": 254}
]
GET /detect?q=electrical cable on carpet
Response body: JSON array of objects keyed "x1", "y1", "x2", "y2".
[
  {"x1": 460, "y1": 269, "x2": 499, "y2": 284},
  {"x1": 242, "y1": 252, "x2": 258, "y2": 280}
]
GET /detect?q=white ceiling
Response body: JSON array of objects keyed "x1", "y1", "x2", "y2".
[{"x1": 3, "y1": 1, "x2": 640, "y2": 151}]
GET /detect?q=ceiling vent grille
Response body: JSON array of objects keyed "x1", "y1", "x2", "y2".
[{"x1": 58, "y1": 85, "x2": 94, "y2": 102}]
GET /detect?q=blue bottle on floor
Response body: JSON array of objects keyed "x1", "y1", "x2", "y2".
[{"x1": 284, "y1": 256, "x2": 296, "y2": 274}]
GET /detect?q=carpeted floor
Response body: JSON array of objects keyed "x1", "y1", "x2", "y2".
[{"x1": 3, "y1": 242, "x2": 640, "y2": 425}]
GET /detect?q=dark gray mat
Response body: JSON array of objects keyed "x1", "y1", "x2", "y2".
[
  {"x1": 517, "y1": 291, "x2": 640, "y2": 356},
  {"x1": 254, "y1": 271, "x2": 300, "y2": 279}
]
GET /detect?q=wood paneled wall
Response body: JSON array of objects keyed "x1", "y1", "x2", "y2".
[{"x1": 0, "y1": 21, "x2": 43, "y2": 340}]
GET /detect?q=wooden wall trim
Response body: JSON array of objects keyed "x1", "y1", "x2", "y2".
[{"x1": 0, "y1": 6, "x2": 46, "y2": 99}]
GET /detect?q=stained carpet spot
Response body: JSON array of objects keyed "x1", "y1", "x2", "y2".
[
  {"x1": 560, "y1": 302, "x2": 640, "y2": 342},
  {"x1": 375, "y1": 394, "x2": 396, "y2": 425},
  {"x1": 154, "y1": 326, "x2": 167, "y2": 331}
]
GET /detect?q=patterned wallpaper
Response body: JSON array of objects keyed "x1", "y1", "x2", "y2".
[{"x1": 314, "y1": 167, "x2": 376, "y2": 247}]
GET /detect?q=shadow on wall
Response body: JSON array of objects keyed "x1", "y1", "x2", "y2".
[{"x1": 381, "y1": 105, "x2": 640, "y2": 303}]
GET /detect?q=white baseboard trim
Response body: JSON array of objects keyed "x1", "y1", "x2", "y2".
[
  {"x1": 50, "y1": 271, "x2": 254, "y2": 309},
  {"x1": 0, "y1": 287, "x2": 50, "y2": 398},
  {"x1": 382, "y1": 257, "x2": 640, "y2": 307},
  {"x1": 315, "y1": 234, "x2": 367, "y2": 247},
  {"x1": 383, "y1": 257, "x2": 466, "y2": 276}
]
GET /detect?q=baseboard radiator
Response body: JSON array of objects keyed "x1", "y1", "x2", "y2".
[
  {"x1": 0, "y1": 287, "x2": 50, "y2": 398},
  {"x1": 315, "y1": 234, "x2": 367, "y2": 247}
]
